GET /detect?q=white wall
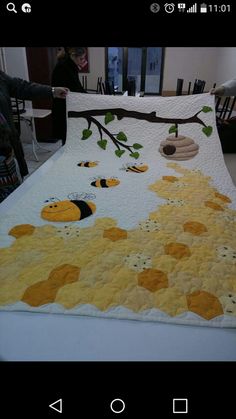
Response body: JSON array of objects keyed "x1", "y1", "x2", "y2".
[
  {"x1": 79, "y1": 47, "x2": 105, "y2": 90},
  {"x1": 3, "y1": 47, "x2": 33, "y2": 143},
  {"x1": 163, "y1": 47, "x2": 220, "y2": 92},
  {"x1": 4, "y1": 47, "x2": 29, "y2": 80},
  {"x1": 215, "y1": 47, "x2": 236, "y2": 85},
  {"x1": 84, "y1": 47, "x2": 236, "y2": 93}
]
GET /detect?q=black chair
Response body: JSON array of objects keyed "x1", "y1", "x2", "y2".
[
  {"x1": 187, "y1": 82, "x2": 192, "y2": 95},
  {"x1": 176, "y1": 78, "x2": 184, "y2": 96},
  {"x1": 102, "y1": 80, "x2": 115, "y2": 95},
  {"x1": 192, "y1": 79, "x2": 206, "y2": 94},
  {"x1": 215, "y1": 95, "x2": 236, "y2": 120},
  {"x1": 215, "y1": 96, "x2": 236, "y2": 153},
  {"x1": 127, "y1": 78, "x2": 136, "y2": 96},
  {"x1": 96, "y1": 77, "x2": 103, "y2": 94},
  {"x1": 11, "y1": 98, "x2": 25, "y2": 136},
  {"x1": 81, "y1": 75, "x2": 87, "y2": 90}
]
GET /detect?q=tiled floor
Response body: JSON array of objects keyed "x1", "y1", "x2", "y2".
[
  {"x1": 23, "y1": 140, "x2": 62, "y2": 177},
  {"x1": 23, "y1": 140, "x2": 236, "y2": 186}
]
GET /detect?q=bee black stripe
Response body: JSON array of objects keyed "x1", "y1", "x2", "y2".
[
  {"x1": 85, "y1": 162, "x2": 90, "y2": 167},
  {"x1": 101, "y1": 179, "x2": 108, "y2": 187},
  {"x1": 129, "y1": 167, "x2": 142, "y2": 172},
  {"x1": 71, "y1": 200, "x2": 93, "y2": 219}
]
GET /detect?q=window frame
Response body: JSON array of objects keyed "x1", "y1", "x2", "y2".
[{"x1": 105, "y1": 47, "x2": 165, "y2": 95}]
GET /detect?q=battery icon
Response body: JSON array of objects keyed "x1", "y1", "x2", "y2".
[{"x1": 200, "y1": 3, "x2": 207, "y2": 12}]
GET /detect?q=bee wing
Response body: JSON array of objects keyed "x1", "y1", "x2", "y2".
[
  {"x1": 69, "y1": 192, "x2": 96, "y2": 200},
  {"x1": 67, "y1": 192, "x2": 81, "y2": 200},
  {"x1": 83, "y1": 193, "x2": 96, "y2": 200}
]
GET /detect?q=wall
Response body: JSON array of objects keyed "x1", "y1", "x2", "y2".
[
  {"x1": 4, "y1": 47, "x2": 29, "y2": 79},
  {"x1": 79, "y1": 47, "x2": 105, "y2": 90},
  {"x1": 215, "y1": 47, "x2": 236, "y2": 85},
  {"x1": 162, "y1": 47, "x2": 220, "y2": 93},
  {"x1": 3, "y1": 47, "x2": 33, "y2": 143}
]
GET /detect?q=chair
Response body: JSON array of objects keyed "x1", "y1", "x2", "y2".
[
  {"x1": 101, "y1": 80, "x2": 115, "y2": 95},
  {"x1": 176, "y1": 78, "x2": 184, "y2": 96},
  {"x1": 96, "y1": 77, "x2": 103, "y2": 94},
  {"x1": 127, "y1": 78, "x2": 136, "y2": 96},
  {"x1": 215, "y1": 96, "x2": 236, "y2": 153},
  {"x1": 215, "y1": 96, "x2": 236, "y2": 120},
  {"x1": 192, "y1": 79, "x2": 206, "y2": 94},
  {"x1": 81, "y1": 75, "x2": 87, "y2": 90},
  {"x1": 187, "y1": 82, "x2": 191, "y2": 95},
  {"x1": 11, "y1": 98, "x2": 26, "y2": 136}
]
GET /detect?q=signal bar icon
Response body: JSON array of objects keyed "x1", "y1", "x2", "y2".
[{"x1": 186, "y1": 3, "x2": 197, "y2": 13}]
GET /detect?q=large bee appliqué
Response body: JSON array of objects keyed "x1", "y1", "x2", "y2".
[
  {"x1": 90, "y1": 177, "x2": 120, "y2": 188},
  {"x1": 41, "y1": 193, "x2": 96, "y2": 222}
]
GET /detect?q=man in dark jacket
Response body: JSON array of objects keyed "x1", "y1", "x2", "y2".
[
  {"x1": 51, "y1": 47, "x2": 87, "y2": 145},
  {"x1": 0, "y1": 70, "x2": 68, "y2": 177}
]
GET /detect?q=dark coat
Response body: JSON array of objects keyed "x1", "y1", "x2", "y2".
[
  {"x1": 51, "y1": 57, "x2": 86, "y2": 144},
  {"x1": 0, "y1": 70, "x2": 52, "y2": 176}
]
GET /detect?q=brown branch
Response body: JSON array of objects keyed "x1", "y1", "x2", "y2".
[
  {"x1": 68, "y1": 108, "x2": 207, "y2": 127},
  {"x1": 87, "y1": 116, "x2": 134, "y2": 153}
]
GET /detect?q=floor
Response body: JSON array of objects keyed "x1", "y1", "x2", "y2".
[{"x1": 23, "y1": 140, "x2": 62, "y2": 178}]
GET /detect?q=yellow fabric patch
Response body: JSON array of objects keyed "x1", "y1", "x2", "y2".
[
  {"x1": 22, "y1": 264, "x2": 80, "y2": 307},
  {"x1": 183, "y1": 221, "x2": 207, "y2": 235},
  {"x1": 214, "y1": 192, "x2": 232, "y2": 203},
  {"x1": 138, "y1": 268, "x2": 168, "y2": 292},
  {"x1": 186, "y1": 290, "x2": 223, "y2": 320},
  {"x1": 204, "y1": 201, "x2": 224, "y2": 211},
  {"x1": 162, "y1": 176, "x2": 179, "y2": 182},
  {"x1": 165, "y1": 242, "x2": 191, "y2": 259},
  {"x1": 103, "y1": 227, "x2": 127, "y2": 241},
  {"x1": 8, "y1": 224, "x2": 35, "y2": 238}
]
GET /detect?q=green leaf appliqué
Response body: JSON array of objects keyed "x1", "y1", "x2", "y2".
[
  {"x1": 169, "y1": 125, "x2": 178, "y2": 134},
  {"x1": 105, "y1": 112, "x2": 115, "y2": 125},
  {"x1": 132, "y1": 143, "x2": 143, "y2": 150},
  {"x1": 97, "y1": 139, "x2": 107, "y2": 150},
  {"x1": 82, "y1": 129, "x2": 92, "y2": 140},
  {"x1": 129, "y1": 152, "x2": 140, "y2": 159},
  {"x1": 202, "y1": 106, "x2": 213, "y2": 113},
  {"x1": 202, "y1": 126, "x2": 213, "y2": 137},
  {"x1": 117, "y1": 132, "x2": 127, "y2": 142},
  {"x1": 115, "y1": 150, "x2": 125, "y2": 158}
]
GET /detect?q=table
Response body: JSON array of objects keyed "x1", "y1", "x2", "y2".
[{"x1": 21, "y1": 108, "x2": 52, "y2": 162}]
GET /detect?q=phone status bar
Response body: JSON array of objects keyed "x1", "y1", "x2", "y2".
[{"x1": 150, "y1": 3, "x2": 232, "y2": 14}]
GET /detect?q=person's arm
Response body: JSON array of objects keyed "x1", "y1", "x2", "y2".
[
  {"x1": 221, "y1": 79, "x2": 236, "y2": 96},
  {"x1": 1, "y1": 70, "x2": 67, "y2": 100},
  {"x1": 211, "y1": 79, "x2": 236, "y2": 96}
]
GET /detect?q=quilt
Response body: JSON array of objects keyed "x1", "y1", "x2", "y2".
[{"x1": 0, "y1": 92, "x2": 236, "y2": 327}]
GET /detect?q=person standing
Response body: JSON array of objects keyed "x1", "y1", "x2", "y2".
[
  {"x1": 51, "y1": 47, "x2": 87, "y2": 145},
  {"x1": 0, "y1": 70, "x2": 68, "y2": 178}
]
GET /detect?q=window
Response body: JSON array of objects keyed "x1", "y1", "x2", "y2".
[{"x1": 106, "y1": 47, "x2": 164, "y2": 94}]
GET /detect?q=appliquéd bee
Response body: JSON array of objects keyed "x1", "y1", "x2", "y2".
[
  {"x1": 41, "y1": 193, "x2": 96, "y2": 222},
  {"x1": 77, "y1": 161, "x2": 99, "y2": 167},
  {"x1": 90, "y1": 177, "x2": 120, "y2": 188},
  {"x1": 121, "y1": 163, "x2": 149, "y2": 173}
]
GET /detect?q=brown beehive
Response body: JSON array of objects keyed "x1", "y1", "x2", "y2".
[{"x1": 159, "y1": 135, "x2": 199, "y2": 160}]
